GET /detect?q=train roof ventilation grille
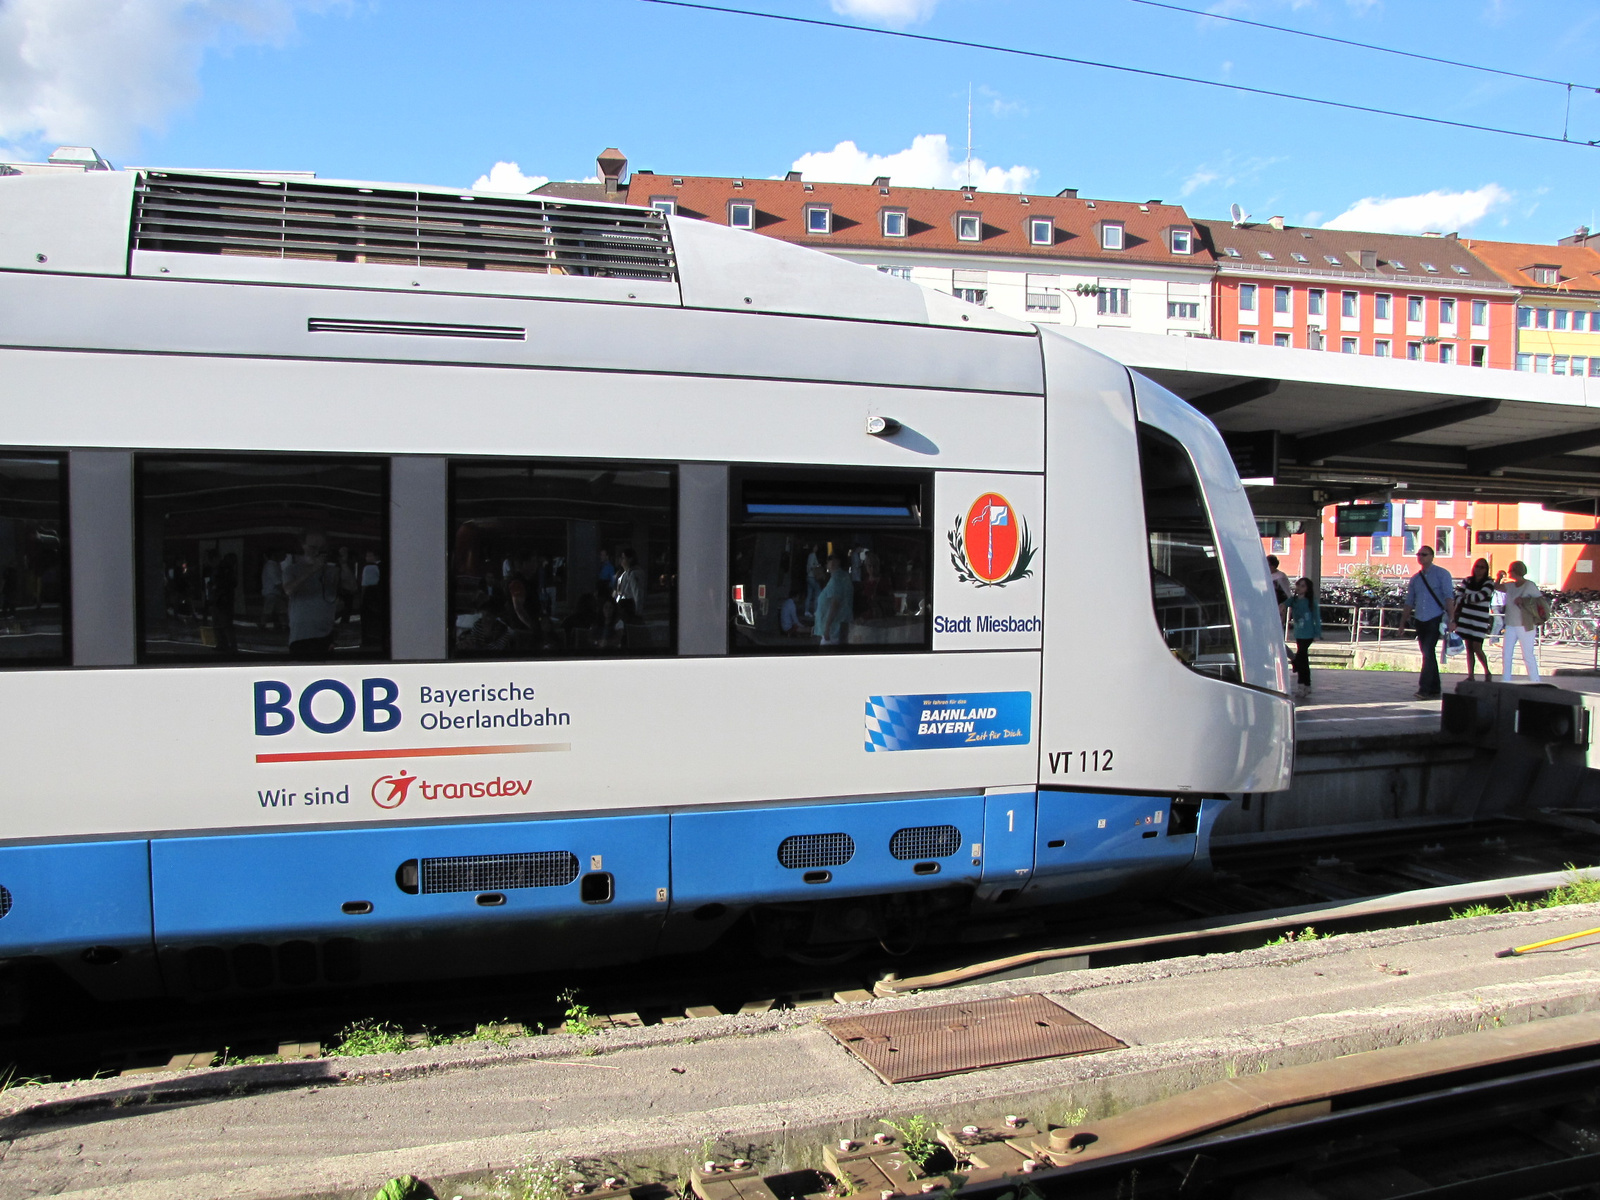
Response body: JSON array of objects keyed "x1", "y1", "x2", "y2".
[
  {"x1": 777, "y1": 833, "x2": 855, "y2": 870},
  {"x1": 419, "y1": 851, "x2": 579, "y2": 894},
  {"x1": 0, "y1": 885, "x2": 9, "y2": 919},
  {"x1": 889, "y1": 825, "x2": 962, "y2": 861},
  {"x1": 133, "y1": 172, "x2": 677, "y2": 282}
]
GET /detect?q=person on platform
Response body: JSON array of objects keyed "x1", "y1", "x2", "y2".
[
  {"x1": 1400, "y1": 545, "x2": 1454, "y2": 701},
  {"x1": 1449, "y1": 558, "x2": 1495, "y2": 684},
  {"x1": 1267, "y1": 554, "x2": 1292, "y2": 624},
  {"x1": 1497, "y1": 560, "x2": 1546, "y2": 684},
  {"x1": 1287, "y1": 577, "x2": 1322, "y2": 700}
]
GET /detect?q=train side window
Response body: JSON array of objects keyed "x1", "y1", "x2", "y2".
[
  {"x1": 1135, "y1": 425, "x2": 1240, "y2": 683},
  {"x1": 449, "y1": 461, "x2": 675, "y2": 658},
  {"x1": 730, "y1": 469, "x2": 931, "y2": 653},
  {"x1": 0, "y1": 454, "x2": 68, "y2": 666},
  {"x1": 135, "y1": 456, "x2": 388, "y2": 663}
]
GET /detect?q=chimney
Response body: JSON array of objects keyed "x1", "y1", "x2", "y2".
[
  {"x1": 872, "y1": 175, "x2": 890, "y2": 187},
  {"x1": 785, "y1": 170, "x2": 802, "y2": 182},
  {"x1": 1057, "y1": 187, "x2": 1079, "y2": 199},
  {"x1": 596, "y1": 147, "x2": 627, "y2": 196},
  {"x1": 1269, "y1": 215, "x2": 1284, "y2": 230}
]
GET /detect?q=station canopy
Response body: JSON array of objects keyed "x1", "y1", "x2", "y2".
[{"x1": 1063, "y1": 329, "x2": 1600, "y2": 521}]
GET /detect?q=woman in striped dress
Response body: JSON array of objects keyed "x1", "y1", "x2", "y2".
[{"x1": 1450, "y1": 558, "x2": 1495, "y2": 683}]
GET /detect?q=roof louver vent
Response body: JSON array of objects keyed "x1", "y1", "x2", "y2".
[{"x1": 133, "y1": 172, "x2": 677, "y2": 281}]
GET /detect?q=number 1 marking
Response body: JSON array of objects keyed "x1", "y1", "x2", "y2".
[{"x1": 1007, "y1": 809, "x2": 1015, "y2": 832}]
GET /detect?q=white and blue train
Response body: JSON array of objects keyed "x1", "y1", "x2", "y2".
[{"x1": 0, "y1": 167, "x2": 1292, "y2": 1004}]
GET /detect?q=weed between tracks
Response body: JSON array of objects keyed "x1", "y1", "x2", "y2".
[
  {"x1": 880, "y1": 1114, "x2": 940, "y2": 1167},
  {"x1": 1450, "y1": 866, "x2": 1600, "y2": 919},
  {"x1": 330, "y1": 1019, "x2": 526, "y2": 1058},
  {"x1": 1265, "y1": 926, "x2": 1326, "y2": 946}
]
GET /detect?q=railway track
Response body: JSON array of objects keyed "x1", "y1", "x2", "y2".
[{"x1": 2, "y1": 815, "x2": 1597, "y2": 1085}]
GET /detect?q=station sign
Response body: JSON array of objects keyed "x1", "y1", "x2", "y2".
[
  {"x1": 1334, "y1": 503, "x2": 1390, "y2": 537},
  {"x1": 1222, "y1": 430, "x2": 1279, "y2": 482},
  {"x1": 1475, "y1": 529, "x2": 1600, "y2": 545}
]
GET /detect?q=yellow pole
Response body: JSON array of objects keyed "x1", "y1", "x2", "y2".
[{"x1": 1496, "y1": 926, "x2": 1600, "y2": 958}]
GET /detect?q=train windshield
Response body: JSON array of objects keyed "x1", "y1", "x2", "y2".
[{"x1": 1137, "y1": 424, "x2": 1241, "y2": 683}]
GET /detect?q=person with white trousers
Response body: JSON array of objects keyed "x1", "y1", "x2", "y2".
[{"x1": 1497, "y1": 560, "x2": 1544, "y2": 683}]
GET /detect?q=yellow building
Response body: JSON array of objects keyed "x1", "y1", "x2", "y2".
[{"x1": 1463, "y1": 238, "x2": 1600, "y2": 377}]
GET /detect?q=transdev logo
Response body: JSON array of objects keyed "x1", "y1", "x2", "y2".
[
  {"x1": 948, "y1": 492, "x2": 1036, "y2": 588},
  {"x1": 371, "y1": 770, "x2": 533, "y2": 809}
]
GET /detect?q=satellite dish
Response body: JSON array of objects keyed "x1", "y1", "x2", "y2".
[{"x1": 1229, "y1": 202, "x2": 1246, "y2": 227}]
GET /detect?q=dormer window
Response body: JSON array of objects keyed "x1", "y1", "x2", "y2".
[
  {"x1": 805, "y1": 205, "x2": 831, "y2": 235},
  {"x1": 882, "y1": 209, "x2": 907, "y2": 237},
  {"x1": 1223, "y1": 247, "x2": 1242, "y2": 258},
  {"x1": 1257, "y1": 250, "x2": 1274, "y2": 260},
  {"x1": 1421, "y1": 262, "x2": 1439, "y2": 273},
  {"x1": 650, "y1": 197, "x2": 677, "y2": 215},
  {"x1": 729, "y1": 202, "x2": 754, "y2": 230},
  {"x1": 1169, "y1": 227, "x2": 1193, "y2": 254},
  {"x1": 1100, "y1": 220, "x2": 1124, "y2": 250},
  {"x1": 1390, "y1": 259, "x2": 1406, "y2": 270},
  {"x1": 1029, "y1": 216, "x2": 1054, "y2": 246},
  {"x1": 1530, "y1": 265, "x2": 1559, "y2": 285},
  {"x1": 1292, "y1": 252, "x2": 1308, "y2": 263},
  {"x1": 956, "y1": 213, "x2": 982, "y2": 241}
]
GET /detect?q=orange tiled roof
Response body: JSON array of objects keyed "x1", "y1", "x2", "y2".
[{"x1": 1460, "y1": 238, "x2": 1600, "y2": 296}]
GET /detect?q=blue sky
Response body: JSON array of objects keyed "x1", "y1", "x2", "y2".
[{"x1": 3, "y1": 0, "x2": 1599, "y2": 241}]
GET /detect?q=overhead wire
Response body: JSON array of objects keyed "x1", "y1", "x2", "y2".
[
  {"x1": 1124, "y1": 0, "x2": 1600, "y2": 94},
  {"x1": 636, "y1": 0, "x2": 1598, "y2": 148}
]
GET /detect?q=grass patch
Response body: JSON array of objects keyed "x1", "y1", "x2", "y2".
[
  {"x1": 557, "y1": 988, "x2": 601, "y2": 1037},
  {"x1": 493, "y1": 1158, "x2": 574, "y2": 1200},
  {"x1": 330, "y1": 1019, "x2": 412, "y2": 1057},
  {"x1": 880, "y1": 1114, "x2": 941, "y2": 1168},
  {"x1": 1451, "y1": 867, "x2": 1600, "y2": 918},
  {"x1": 1266, "y1": 926, "x2": 1325, "y2": 946}
]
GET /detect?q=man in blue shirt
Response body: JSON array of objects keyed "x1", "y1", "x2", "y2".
[{"x1": 1401, "y1": 545, "x2": 1455, "y2": 700}]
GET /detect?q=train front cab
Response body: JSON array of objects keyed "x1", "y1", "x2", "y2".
[{"x1": 1021, "y1": 329, "x2": 1294, "y2": 908}]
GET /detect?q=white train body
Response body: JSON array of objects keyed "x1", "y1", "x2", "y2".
[{"x1": 0, "y1": 169, "x2": 1291, "y2": 999}]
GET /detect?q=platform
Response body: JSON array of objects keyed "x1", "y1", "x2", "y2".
[{"x1": 6, "y1": 902, "x2": 1600, "y2": 1199}]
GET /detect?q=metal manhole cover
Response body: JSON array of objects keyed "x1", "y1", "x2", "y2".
[{"x1": 822, "y1": 993, "x2": 1124, "y2": 1083}]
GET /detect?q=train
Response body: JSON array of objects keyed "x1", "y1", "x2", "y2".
[{"x1": 0, "y1": 166, "x2": 1292, "y2": 1008}]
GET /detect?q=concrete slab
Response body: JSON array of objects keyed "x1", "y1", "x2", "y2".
[{"x1": 7, "y1": 902, "x2": 1600, "y2": 1200}]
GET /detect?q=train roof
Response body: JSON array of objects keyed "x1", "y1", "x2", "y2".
[{"x1": 0, "y1": 168, "x2": 1034, "y2": 335}]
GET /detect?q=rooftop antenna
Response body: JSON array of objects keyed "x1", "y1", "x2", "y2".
[
  {"x1": 965, "y1": 83, "x2": 974, "y2": 189},
  {"x1": 1230, "y1": 202, "x2": 1248, "y2": 228}
]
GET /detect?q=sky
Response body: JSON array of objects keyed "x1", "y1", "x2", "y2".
[{"x1": 2, "y1": 0, "x2": 1599, "y2": 242}]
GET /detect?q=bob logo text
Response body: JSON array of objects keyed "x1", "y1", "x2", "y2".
[{"x1": 949, "y1": 493, "x2": 1036, "y2": 588}]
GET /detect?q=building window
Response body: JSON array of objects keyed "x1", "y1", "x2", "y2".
[
  {"x1": 137, "y1": 455, "x2": 387, "y2": 664},
  {"x1": 0, "y1": 454, "x2": 67, "y2": 666},
  {"x1": 1274, "y1": 286, "x2": 1291, "y2": 314},
  {"x1": 1535, "y1": 354, "x2": 1551, "y2": 373},
  {"x1": 1342, "y1": 291, "x2": 1359, "y2": 318},
  {"x1": 1592, "y1": 358, "x2": 1600, "y2": 376},
  {"x1": 1531, "y1": 266, "x2": 1559, "y2": 285},
  {"x1": 1407, "y1": 342, "x2": 1422, "y2": 361},
  {"x1": 1554, "y1": 355, "x2": 1570, "y2": 375},
  {"x1": 650, "y1": 198, "x2": 676, "y2": 215},
  {"x1": 1439, "y1": 297, "x2": 1456, "y2": 324},
  {"x1": 1026, "y1": 274, "x2": 1061, "y2": 313},
  {"x1": 1239, "y1": 283, "x2": 1257, "y2": 312},
  {"x1": 1437, "y1": 500, "x2": 1455, "y2": 517},
  {"x1": 1374, "y1": 340, "x2": 1391, "y2": 357},
  {"x1": 1274, "y1": 333, "x2": 1291, "y2": 348},
  {"x1": 1375, "y1": 293, "x2": 1392, "y2": 320},
  {"x1": 1098, "y1": 288, "x2": 1131, "y2": 316},
  {"x1": 881, "y1": 209, "x2": 907, "y2": 237},
  {"x1": 1137, "y1": 423, "x2": 1240, "y2": 683},
  {"x1": 1516, "y1": 353, "x2": 1533, "y2": 371},
  {"x1": 1167, "y1": 301, "x2": 1199, "y2": 319},
  {"x1": 728, "y1": 202, "x2": 754, "y2": 229},
  {"x1": 1308, "y1": 289, "x2": 1325, "y2": 316},
  {"x1": 1407, "y1": 295, "x2": 1424, "y2": 322},
  {"x1": 805, "y1": 205, "x2": 831, "y2": 234},
  {"x1": 1337, "y1": 537, "x2": 1355, "y2": 555},
  {"x1": 1100, "y1": 221, "x2": 1125, "y2": 250},
  {"x1": 1308, "y1": 328, "x2": 1325, "y2": 351},
  {"x1": 1591, "y1": 312, "x2": 1600, "y2": 332},
  {"x1": 1471, "y1": 345, "x2": 1487, "y2": 366},
  {"x1": 1169, "y1": 227, "x2": 1193, "y2": 254},
  {"x1": 1403, "y1": 525, "x2": 1420, "y2": 554},
  {"x1": 730, "y1": 469, "x2": 931, "y2": 654},
  {"x1": 1536, "y1": 308, "x2": 1551, "y2": 329},
  {"x1": 450, "y1": 461, "x2": 675, "y2": 659},
  {"x1": 1239, "y1": 331, "x2": 1257, "y2": 344},
  {"x1": 953, "y1": 268, "x2": 986, "y2": 306},
  {"x1": 1575, "y1": 356, "x2": 1590, "y2": 377},
  {"x1": 1342, "y1": 337, "x2": 1358, "y2": 354},
  {"x1": 1556, "y1": 310, "x2": 1571, "y2": 330},
  {"x1": 1517, "y1": 306, "x2": 1533, "y2": 328},
  {"x1": 1435, "y1": 527, "x2": 1453, "y2": 557},
  {"x1": 956, "y1": 213, "x2": 982, "y2": 241},
  {"x1": 876, "y1": 265, "x2": 912, "y2": 279},
  {"x1": 1028, "y1": 217, "x2": 1054, "y2": 246},
  {"x1": 1472, "y1": 300, "x2": 1488, "y2": 327},
  {"x1": 1372, "y1": 533, "x2": 1388, "y2": 556},
  {"x1": 1270, "y1": 536, "x2": 1290, "y2": 554},
  {"x1": 1439, "y1": 343, "x2": 1456, "y2": 364}
]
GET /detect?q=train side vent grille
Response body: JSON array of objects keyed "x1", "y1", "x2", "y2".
[
  {"x1": 306, "y1": 318, "x2": 526, "y2": 340},
  {"x1": 133, "y1": 172, "x2": 677, "y2": 281},
  {"x1": 0, "y1": 885, "x2": 10, "y2": 918},
  {"x1": 419, "y1": 851, "x2": 580, "y2": 895},
  {"x1": 889, "y1": 825, "x2": 963, "y2": 861},
  {"x1": 778, "y1": 833, "x2": 855, "y2": 870}
]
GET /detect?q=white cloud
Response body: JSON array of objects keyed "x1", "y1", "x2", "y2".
[
  {"x1": 789, "y1": 134, "x2": 1035, "y2": 193},
  {"x1": 1180, "y1": 168, "x2": 1220, "y2": 197},
  {"x1": 471, "y1": 161, "x2": 550, "y2": 193},
  {"x1": 1321, "y1": 184, "x2": 1512, "y2": 234},
  {"x1": 829, "y1": 0, "x2": 938, "y2": 25},
  {"x1": 0, "y1": 0, "x2": 328, "y2": 157}
]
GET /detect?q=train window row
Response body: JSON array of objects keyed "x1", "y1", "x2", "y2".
[{"x1": 0, "y1": 453, "x2": 935, "y2": 667}]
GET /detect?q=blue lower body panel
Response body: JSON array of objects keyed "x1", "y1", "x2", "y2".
[{"x1": 1023, "y1": 790, "x2": 1200, "y2": 904}]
